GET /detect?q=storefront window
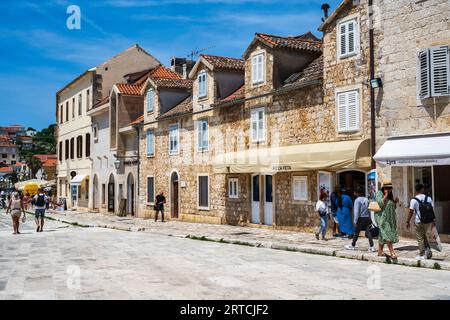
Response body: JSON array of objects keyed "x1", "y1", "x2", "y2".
[{"x1": 413, "y1": 167, "x2": 433, "y2": 197}]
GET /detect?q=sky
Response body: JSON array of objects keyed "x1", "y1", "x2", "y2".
[{"x1": 0, "y1": 0, "x2": 341, "y2": 131}]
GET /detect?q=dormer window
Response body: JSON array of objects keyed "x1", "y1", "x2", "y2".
[
  {"x1": 147, "y1": 89, "x2": 155, "y2": 113},
  {"x1": 198, "y1": 71, "x2": 207, "y2": 98},
  {"x1": 338, "y1": 18, "x2": 359, "y2": 59},
  {"x1": 252, "y1": 53, "x2": 265, "y2": 85}
]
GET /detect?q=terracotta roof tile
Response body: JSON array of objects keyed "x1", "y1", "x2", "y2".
[
  {"x1": 116, "y1": 83, "x2": 144, "y2": 95},
  {"x1": 131, "y1": 115, "x2": 144, "y2": 125},
  {"x1": 201, "y1": 54, "x2": 245, "y2": 71},
  {"x1": 284, "y1": 56, "x2": 323, "y2": 87},
  {"x1": 134, "y1": 65, "x2": 182, "y2": 86},
  {"x1": 0, "y1": 166, "x2": 13, "y2": 173},
  {"x1": 92, "y1": 96, "x2": 109, "y2": 109},
  {"x1": 151, "y1": 78, "x2": 193, "y2": 89},
  {"x1": 256, "y1": 32, "x2": 322, "y2": 52},
  {"x1": 159, "y1": 96, "x2": 192, "y2": 119},
  {"x1": 42, "y1": 159, "x2": 57, "y2": 167},
  {"x1": 216, "y1": 85, "x2": 245, "y2": 105}
]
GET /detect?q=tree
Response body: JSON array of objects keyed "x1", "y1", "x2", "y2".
[
  {"x1": 19, "y1": 124, "x2": 56, "y2": 159},
  {"x1": 4, "y1": 172, "x2": 19, "y2": 185},
  {"x1": 26, "y1": 155, "x2": 42, "y2": 179}
]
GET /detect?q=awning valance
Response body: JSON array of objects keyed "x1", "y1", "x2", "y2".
[
  {"x1": 70, "y1": 174, "x2": 88, "y2": 186},
  {"x1": 374, "y1": 133, "x2": 450, "y2": 166},
  {"x1": 213, "y1": 139, "x2": 371, "y2": 173}
]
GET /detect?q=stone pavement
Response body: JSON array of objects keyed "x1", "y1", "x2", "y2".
[
  {"x1": 1, "y1": 211, "x2": 450, "y2": 300},
  {"x1": 42, "y1": 209, "x2": 450, "y2": 271}
]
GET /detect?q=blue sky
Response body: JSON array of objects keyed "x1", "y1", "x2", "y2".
[{"x1": 0, "y1": 0, "x2": 341, "y2": 130}]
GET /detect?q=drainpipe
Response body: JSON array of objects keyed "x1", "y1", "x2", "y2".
[
  {"x1": 133, "y1": 124, "x2": 141, "y2": 201},
  {"x1": 369, "y1": 0, "x2": 376, "y2": 170}
]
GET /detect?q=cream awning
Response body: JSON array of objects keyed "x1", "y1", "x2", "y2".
[
  {"x1": 213, "y1": 139, "x2": 371, "y2": 173},
  {"x1": 374, "y1": 133, "x2": 450, "y2": 166},
  {"x1": 70, "y1": 174, "x2": 88, "y2": 186}
]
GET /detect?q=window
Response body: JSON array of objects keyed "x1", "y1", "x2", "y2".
[
  {"x1": 169, "y1": 124, "x2": 179, "y2": 155},
  {"x1": 337, "y1": 90, "x2": 360, "y2": 132},
  {"x1": 93, "y1": 123, "x2": 98, "y2": 142},
  {"x1": 198, "y1": 71, "x2": 207, "y2": 98},
  {"x1": 59, "y1": 141, "x2": 62, "y2": 162},
  {"x1": 65, "y1": 139, "x2": 69, "y2": 160},
  {"x1": 70, "y1": 138, "x2": 74, "y2": 159},
  {"x1": 197, "y1": 119, "x2": 209, "y2": 152},
  {"x1": 293, "y1": 176, "x2": 308, "y2": 201},
  {"x1": 228, "y1": 178, "x2": 239, "y2": 198},
  {"x1": 146, "y1": 130, "x2": 154, "y2": 156},
  {"x1": 251, "y1": 107, "x2": 265, "y2": 142},
  {"x1": 66, "y1": 102, "x2": 69, "y2": 122},
  {"x1": 1, "y1": 154, "x2": 6, "y2": 158},
  {"x1": 146, "y1": 176, "x2": 155, "y2": 204},
  {"x1": 85, "y1": 133, "x2": 91, "y2": 157},
  {"x1": 85, "y1": 179, "x2": 89, "y2": 200},
  {"x1": 86, "y1": 89, "x2": 90, "y2": 111},
  {"x1": 102, "y1": 184, "x2": 106, "y2": 205},
  {"x1": 198, "y1": 175, "x2": 209, "y2": 209},
  {"x1": 251, "y1": 53, "x2": 265, "y2": 84},
  {"x1": 60, "y1": 105, "x2": 64, "y2": 124},
  {"x1": 418, "y1": 45, "x2": 450, "y2": 99},
  {"x1": 72, "y1": 98, "x2": 75, "y2": 118},
  {"x1": 147, "y1": 89, "x2": 155, "y2": 112},
  {"x1": 338, "y1": 18, "x2": 358, "y2": 58},
  {"x1": 76, "y1": 136, "x2": 83, "y2": 158},
  {"x1": 78, "y1": 93, "x2": 82, "y2": 116}
]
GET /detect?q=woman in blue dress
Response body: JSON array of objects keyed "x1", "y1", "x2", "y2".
[{"x1": 336, "y1": 189, "x2": 354, "y2": 238}]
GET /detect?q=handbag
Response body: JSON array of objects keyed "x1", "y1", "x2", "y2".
[
  {"x1": 368, "y1": 201, "x2": 381, "y2": 212},
  {"x1": 21, "y1": 212, "x2": 27, "y2": 223}
]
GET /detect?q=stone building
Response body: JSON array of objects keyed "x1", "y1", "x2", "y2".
[
  {"x1": 56, "y1": 44, "x2": 159, "y2": 210},
  {"x1": 371, "y1": 0, "x2": 450, "y2": 241}
]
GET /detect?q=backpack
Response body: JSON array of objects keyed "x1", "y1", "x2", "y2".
[
  {"x1": 413, "y1": 196, "x2": 436, "y2": 224},
  {"x1": 35, "y1": 195, "x2": 46, "y2": 207}
]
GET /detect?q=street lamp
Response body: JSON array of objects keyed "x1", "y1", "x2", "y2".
[{"x1": 114, "y1": 159, "x2": 122, "y2": 170}]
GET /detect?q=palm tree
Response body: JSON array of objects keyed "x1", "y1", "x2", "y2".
[{"x1": 26, "y1": 155, "x2": 42, "y2": 179}]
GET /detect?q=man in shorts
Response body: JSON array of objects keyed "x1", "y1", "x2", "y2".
[{"x1": 33, "y1": 189, "x2": 49, "y2": 232}]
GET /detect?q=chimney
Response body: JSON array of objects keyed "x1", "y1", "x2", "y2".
[
  {"x1": 182, "y1": 64, "x2": 188, "y2": 79},
  {"x1": 321, "y1": 3, "x2": 330, "y2": 21},
  {"x1": 171, "y1": 57, "x2": 196, "y2": 78}
]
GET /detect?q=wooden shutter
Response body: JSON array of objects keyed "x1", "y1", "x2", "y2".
[
  {"x1": 340, "y1": 23, "x2": 347, "y2": 56},
  {"x1": 85, "y1": 133, "x2": 90, "y2": 157},
  {"x1": 347, "y1": 91, "x2": 359, "y2": 131},
  {"x1": 337, "y1": 92, "x2": 348, "y2": 131},
  {"x1": 258, "y1": 109, "x2": 264, "y2": 141},
  {"x1": 431, "y1": 45, "x2": 450, "y2": 97},
  {"x1": 252, "y1": 56, "x2": 257, "y2": 83},
  {"x1": 146, "y1": 130, "x2": 154, "y2": 156},
  {"x1": 147, "y1": 90, "x2": 154, "y2": 112},
  {"x1": 347, "y1": 20, "x2": 357, "y2": 55},
  {"x1": 418, "y1": 49, "x2": 431, "y2": 99},
  {"x1": 257, "y1": 54, "x2": 264, "y2": 82},
  {"x1": 251, "y1": 109, "x2": 258, "y2": 141}
]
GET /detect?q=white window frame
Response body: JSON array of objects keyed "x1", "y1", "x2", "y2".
[
  {"x1": 228, "y1": 178, "x2": 239, "y2": 199},
  {"x1": 337, "y1": 16, "x2": 359, "y2": 59},
  {"x1": 146, "y1": 129, "x2": 155, "y2": 157},
  {"x1": 198, "y1": 70, "x2": 207, "y2": 99},
  {"x1": 168, "y1": 124, "x2": 179, "y2": 155},
  {"x1": 336, "y1": 89, "x2": 360, "y2": 133},
  {"x1": 250, "y1": 106, "x2": 266, "y2": 143},
  {"x1": 146, "y1": 175, "x2": 155, "y2": 205},
  {"x1": 251, "y1": 52, "x2": 265, "y2": 85},
  {"x1": 197, "y1": 119, "x2": 209, "y2": 152},
  {"x1": 293, "y1": 176, "x2": 308, "y2": 201},
  {"x1": 147, "y1": 89, "x2": 155, "y2": 113},
  {"x1": 197, "y1": 174, "x2": 210, "y2": 210}
]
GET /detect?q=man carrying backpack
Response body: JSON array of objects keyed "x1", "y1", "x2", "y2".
[
  {"x1": 407, "y1": 183, "x2": 436, "y2": 260},
  {"x1": 33, "y1": 189, "x2": 49, "y2": 232}
]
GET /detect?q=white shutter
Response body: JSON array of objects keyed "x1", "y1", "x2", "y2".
[
  {"x1": 257, "y1": 54, "x2": 264, "y2": 82},
  {"x1": 347, "y1": 91, "x2": 359, "y2": 131},
  {"x1": 337, "y1": 92, "x2": 348, "y2": 132},
  {"x1": 418, "y1": 49, "x2": 431, "y2": 99},
  {"x1": 146, "y1": 130, "x2": 154, "y2": 156},
  {"x1": 340, "y1": 23, "x2": 347, "y2": 56},
  {"x1": 252, "y1": 56, "x2": 258, "y2": 83},
  {"x1": 293, "y1": 176, "x2": 308, "y2": 201},
  {"x1": 251, "y1": 109, "x2": 258, "y2": 141},
  {"x1": 347, "y1": 20, "x2": 356, "y2": 55},
  {"x1": 258, "y1": 110, "x2": 264, "y2": 140},
  {"x1": 430, "y1": 45, "x2": 450, "y2": 97}
]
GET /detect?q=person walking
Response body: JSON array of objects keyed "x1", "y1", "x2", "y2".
[
  {"x1": 154, "y1": 192, "x2": 166, "y2": 222},
  {"x1": 336, "y1": 189, "x2": 354, "y2": 238},
  {"x1": 329, "y1": 186, "x2": 340, "y2": 237},
  {"x1": 375, "y1": 181, "x2": 399, "y2": 258},
  {"x1": 33, "y1": 189, "x2": 50, "y2": 232},
  {"x1": 345, "y1": 188, "x2": 376, "y2": 252},
  {"x1": 22, "y1": 192, "x2": 30, "y2": 211},
  {"x1": 407, "y1": 183, "x2": 441, "y2": 260},
  {"x1": 6, "y1": 192, "x2": 26, "y2": 235},
  {"x1": 315, "y1": 192, "x2": 329, "y2": 241}
]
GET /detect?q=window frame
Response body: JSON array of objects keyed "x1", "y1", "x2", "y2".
[
  {"x1": 250, "y1": 106, "x2": 266, "y2": 143},
  {"x1": 168, "y1": 123, "x2": 180, "y2": 155},
  {"x1": 251, "y1": 52, "x2": 265, "y2": 85},
  {"x1": 337, "y1": 17, "x2": 359, "y2": 59},
  {"x1": 197, "y1": 174, "x2": 210, "y2": 210},
  {"x1": 292, "y1": 176, "x2": 308, "y2": 201},
  {"x1": 228, "y1": 178, "x2": 239, "y2": 199}
]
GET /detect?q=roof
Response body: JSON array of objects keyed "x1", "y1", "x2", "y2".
[
  {"x1": 150, "y1": 78, "x2": 193, "y2": 90},
  {"x1": 131, "y1": 115, "x2": 144, "y2": 126},
  {"x1": 159, "y1": 96, "x2": 193, "y2": 120},
  {"x1": 116, "y1": 83, "x2": 144, "y2": 95},
  {"x1": 243, "y1": 32, "x2": 322, "y2": 58},
  {"x1": 91, "y1": 96, "x2": 110, "y2": 109},
  {"x1": 201, "y1": 55, "x2": 245, "y2": 71},
  {"x1": 318, "y1": 0, "x2": 352, "y2": 32},
  {"x1": 34, "y1": 155, "x2": 57, "y2": 162},
  {"x1": 13, "y1": 162, "x2": 24, "y2": 167},
  {"x1": 42, "y1": 159, "x2": 57, "y2": 167},
  {"x1": 134, "y1": 66, "x2": 182, "y2": 86},
  {"x1": 284, "y1": 56, "x2": 323, "y2": 87},
  {"x1": 0, "y1": 166, "x2": 13, "y2": 173},
  {"x1": 216, "y1": 85, "x2": 245, "y2": 105}
]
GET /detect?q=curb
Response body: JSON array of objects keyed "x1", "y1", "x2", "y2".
[{"x1": 41, "y1": 212, "x2": 450, "y2": 272}]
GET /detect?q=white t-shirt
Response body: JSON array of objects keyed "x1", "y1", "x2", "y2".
[
  {"x1": 316, "y1": 200, "x2": 327, "y2": 215},
  {"x1": 409, "y1": 193, "x2": 434, "y2": 225}
]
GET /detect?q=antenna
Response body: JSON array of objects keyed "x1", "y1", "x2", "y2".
[{"x1": 187, "y1": 45, "x2": 215, "y2": 61}]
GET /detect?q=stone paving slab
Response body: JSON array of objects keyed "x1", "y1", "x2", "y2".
[{"x1": 42, "y1": 210, "x2": 450, "y2": 271}]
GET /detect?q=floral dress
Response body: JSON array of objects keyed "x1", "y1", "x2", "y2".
[{"x1": 375, "y1": 191, "x2": 399, "y2": 245}]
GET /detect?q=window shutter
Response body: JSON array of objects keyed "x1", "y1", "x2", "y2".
[
  {"x1": 347, "y1": 91, "x2": 359, "y2": 131},
  {"x1": 430, "y1": 45, "x2": 450, "y2": 97},
  {"x1": 147, "y1": 130, "x2": 154, "y2": 156},
  {"x1": 348, "y1": 20, "x2": 355, "y2": 54},
  {"x1": 147, "y1": 177, "x2": 154, "y2": 203},
  {"x1": 257, "y1": 55, "x2": 264, "y2": 82},
  {"x1": 258, "y1": 110, "x2": 264, "y2": 140},
  {"x1": 251, "y1": 110, "x2": 258, "y2": 141},
  {"x1": 252, "y1": 56, "x2": 257, "y2": 82},
  {"x1": 340, "y1": 23, "x2": 347, "y2": 56},
  {"x1": 293, "y1": 177, "x2": 308, "y2": 201},
  {"x1": 418, "y1": 49, "x2": 431, "y2": 99},
  {"x1": 337, "y1": 93, "x2": 348, "y2": 131},
  {"x1": 147, "y1": 90, "x2": 154, "y2": 112}
]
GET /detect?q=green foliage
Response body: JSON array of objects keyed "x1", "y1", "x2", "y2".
[{"x1": 19, "y1": 124, "x2": 56, "y2": 159}]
